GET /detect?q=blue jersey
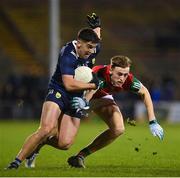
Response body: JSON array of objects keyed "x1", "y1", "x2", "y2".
[{"x1": 46, "y1": 40, "x2": 100, "y2": 114}]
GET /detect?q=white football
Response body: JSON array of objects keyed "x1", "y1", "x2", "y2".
[{"x1": 74, "y1": 66, "x2": 93, "y2": 83}]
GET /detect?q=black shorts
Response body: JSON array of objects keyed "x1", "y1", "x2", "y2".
[
  {"x1": 45, "y1": 88, "x2": 69, "y2": 113},
  {"x1": 45, "y1": 88, "x2": 82, "y2": 118}
]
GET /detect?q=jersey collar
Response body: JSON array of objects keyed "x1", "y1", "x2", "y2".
[{"x1": 71, "y1": 40, "x2": 79, "y2": 59}]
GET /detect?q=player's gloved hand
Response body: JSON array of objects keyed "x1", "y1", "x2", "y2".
[
  {"x1": 149, "y1": 119, "x2": 164, "y2": 140},
  {"x1": 90, "y1": 73, "x2": 104, "y2": 89},
  {"x1": 71, "y1": 97, "x2": 90, "y2": 110},
  {"x1": 87, "y1": 13, "x2": 101, "y2": 29}
]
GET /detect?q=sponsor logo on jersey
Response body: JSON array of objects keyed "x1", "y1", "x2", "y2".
[{"x1": 55, "y1": 92, "x2": 61, "y2": 98}]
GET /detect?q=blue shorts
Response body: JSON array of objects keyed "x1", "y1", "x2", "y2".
[{"x1": 45, "y1": 88, "x2": 82, "y2": 118}]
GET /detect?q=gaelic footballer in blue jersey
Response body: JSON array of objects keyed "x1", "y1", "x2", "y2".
[
  {"x1": 47, "y1": 27, "x2": 101, "y2": 114},
  {"x1": 6, "y1": 13, "x2": 102, "y2": 169}
]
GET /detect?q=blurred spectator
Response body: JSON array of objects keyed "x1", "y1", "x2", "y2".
[
  {"x1": 161, "y1": 74, "x2": 176, "y2": 101},
  {"x1": 155, "y1": 20, "x2": 180, "y2": 52},
  {"x1": 0, "y1": 73, "x2": 48, "y2": 119},
  {"x1": 150, "y1": 79, "x2": 161, "y2": 102}
]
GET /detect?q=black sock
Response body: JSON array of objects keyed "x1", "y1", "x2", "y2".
[{"x1": 77, "y1": 147, "x2": 92, "y2": 158}]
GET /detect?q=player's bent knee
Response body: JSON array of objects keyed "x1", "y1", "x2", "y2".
[
  {"x1": 38, "y1": 126, "x2": 56, "y2": 139},
  {"x1": 58, "y1": 141, "x2": 73, "y2": 150},
  {"x1": 112, "y1": 127, "x2": 125, "y2": 137}
]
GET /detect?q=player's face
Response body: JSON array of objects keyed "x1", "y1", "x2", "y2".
[
  {"x1": 110, "y1": 66, "x2": 130, "y2": 87},
  {"x1": 77, "y1": 40, "x2": 97, "y2": 59}
]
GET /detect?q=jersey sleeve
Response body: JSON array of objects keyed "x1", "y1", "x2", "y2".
[
  {"x1": 130, "y1": 76, "x2": 142, "y2": 93},
  {"x1": 60, "y1": 54, "x2": 75, "y2": 75}
]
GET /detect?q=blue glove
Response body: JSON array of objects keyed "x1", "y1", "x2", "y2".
[
  {"x1": 70, "y1": 97, "x2": 89, "y2": 110},
  {"x1": 149, "y1": 119, "x2": 164, "y2": 140}
]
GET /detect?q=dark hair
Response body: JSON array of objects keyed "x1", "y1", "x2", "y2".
[
  {"x1": 110, "y1": 55, "x2": 132, "y2": 68},
  {"x1": 77, "y1": 28, "x2": 100, "y2": 43}
]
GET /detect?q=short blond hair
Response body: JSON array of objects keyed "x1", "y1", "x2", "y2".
[{"x1": 110, "y1": 55, "x2": 132, "y2": 68}]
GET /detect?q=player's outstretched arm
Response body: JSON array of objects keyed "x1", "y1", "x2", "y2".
[
  {"x1": 87, "y1": 13, "x2": 101, "y2": 39},
  {"x1": 138, "y1": 84, "x2": 164, "y2": 140}
]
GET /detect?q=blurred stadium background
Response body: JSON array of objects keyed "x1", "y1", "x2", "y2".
[{"x1": 0, "y1": 0, "x2": 180, "y2": 122}]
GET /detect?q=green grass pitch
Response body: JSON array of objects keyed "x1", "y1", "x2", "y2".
[{"x1": 0, "y1": 119, "x2": 180, "y2": 177}]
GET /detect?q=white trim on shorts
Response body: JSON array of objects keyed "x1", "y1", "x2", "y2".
[{"x1": 89, "y1": 95, "x2": 117, "y2": 111}]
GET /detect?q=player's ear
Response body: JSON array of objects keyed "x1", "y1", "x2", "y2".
[{"x1": 76, "y1": 40, "x2": 82, "y2": 48}]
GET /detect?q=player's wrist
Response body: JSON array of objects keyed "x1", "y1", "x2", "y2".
[
  {"x1": 83, "y1": 98, "x2": 89, "y2": 105},
  {"x1": 149, "y1": 119, "x2": 157, "y2": 125},
  {"x1": 88, "y1": 83, "x2": 96, "y2": 89},
  {"x1": 82, "y1": 98, "x2": 89, "y2": 110}
]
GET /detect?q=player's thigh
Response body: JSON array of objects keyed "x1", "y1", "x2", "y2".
[
  {"x1": 40, "y1": 101, "x2": 61, "y2": 130},
  {"x1": 94, "y1": 104, "x2": 124, "y2": 130},
  {"x1": 58, "y1": 114, "x2": 80, "y2": 143}
]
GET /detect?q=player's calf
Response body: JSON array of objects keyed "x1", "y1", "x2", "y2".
[{"x1": 25, "y1": 139, "x2": 46, "y2": 168}]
